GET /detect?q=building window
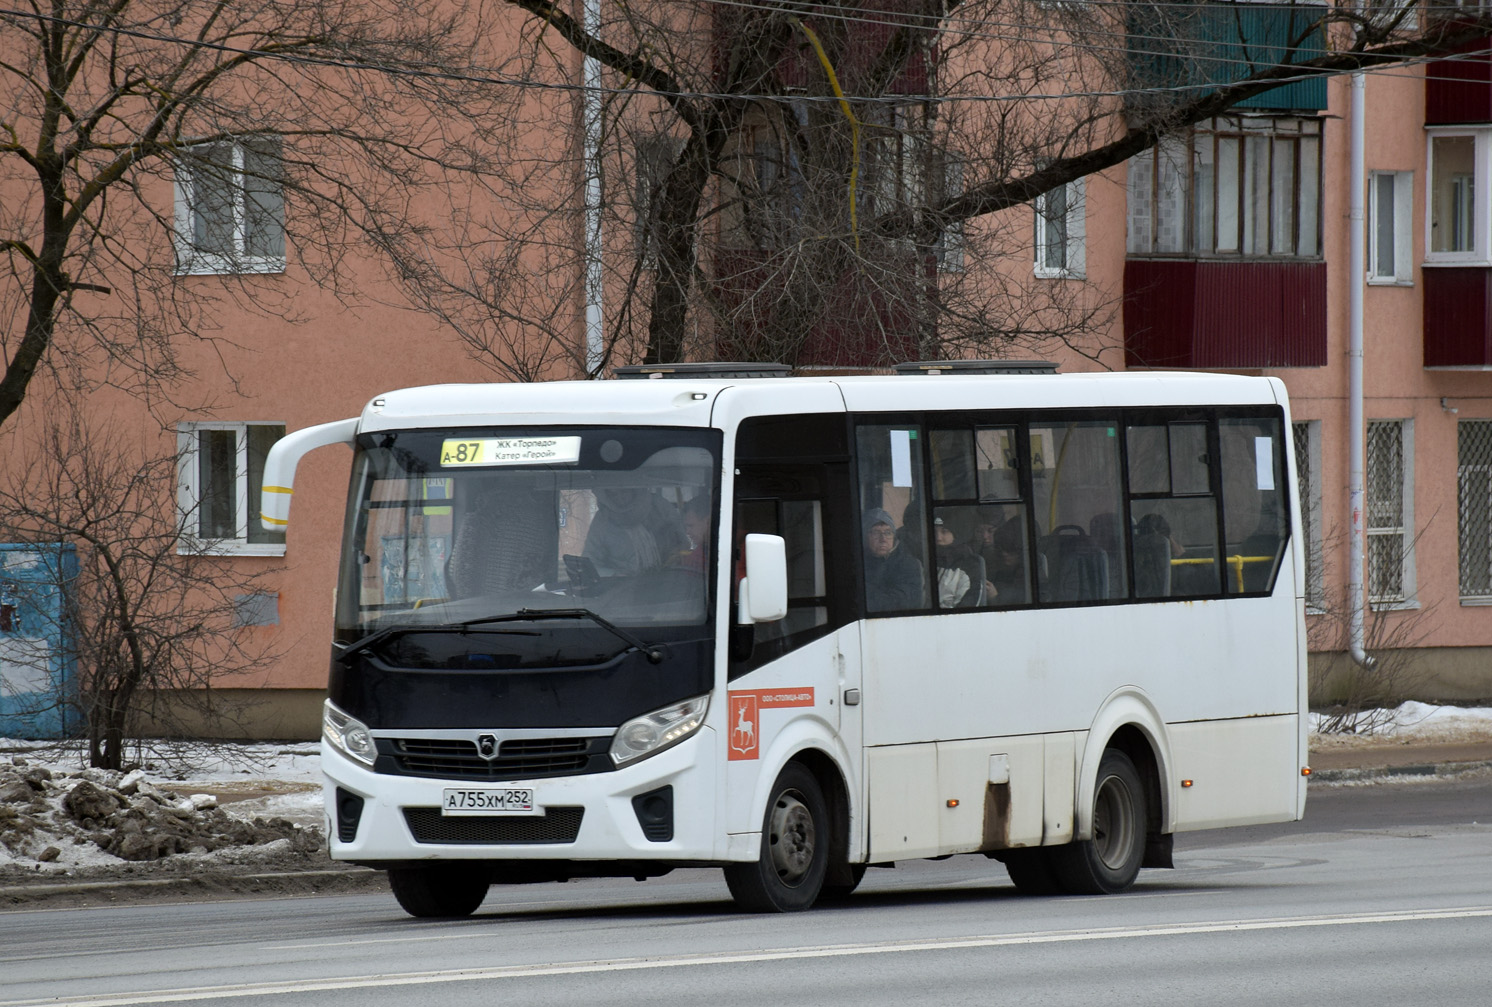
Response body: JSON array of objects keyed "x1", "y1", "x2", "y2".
[
  {"x1": 178, "y1": 423, "x2": 286, "y2": 555},
  {"x1": 1426, "y1": 130, "x2": 1490, "y2": 263},
  {"x1": 1127, "y1": 115, "x2": 1322, "y2": 258},
  {"x1": 1035, "y1": 177, "x2": 1085, "y2": 278},
  {"x1": 1366, "y1": 419, "x2": 1414, "y2": 607},
  {"x1": 1458, "y1": 420, "x2": 1492, "y2": 602},
  {"x1": 174, "y1": 138, "x2": 285, "y2": 275},
  {"x1": 1368, "y1": 170, "x2": 1414, "y2": 284},
  {"x1": 1293, "y1": 420, "x2": 1324, "y2": 610}
]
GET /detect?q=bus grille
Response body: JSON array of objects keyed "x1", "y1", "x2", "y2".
[
  {"x1": 380, "y1": 736, "x2": 611, "y2": 780},
  {"x1": 402, "y1": 807, "x2": 584, "y2": 845}
]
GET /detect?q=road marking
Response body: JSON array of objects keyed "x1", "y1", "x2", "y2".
[{"x1": 6, "y1": 906, "x2": 1492, "y2": 1006}]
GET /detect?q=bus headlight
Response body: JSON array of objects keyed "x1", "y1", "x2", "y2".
[
  {"x1": 610, "y1": 694, "x2": 709, "y2": 767},
  {"x1": 323, "y1": 700, "x2": 377, "y2": 767}
]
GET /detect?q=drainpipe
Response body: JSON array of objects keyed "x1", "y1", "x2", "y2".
[
  {"x1": 1347, "y1": 72, "x2": 1375, "y2": 668},
  {"x1": 582, "y1": 0, "x2": 604, "y2": 377}
]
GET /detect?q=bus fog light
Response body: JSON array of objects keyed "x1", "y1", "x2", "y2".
[
  {"x1": 323, "y1": 700, "x2": 377, "y2": 767},
  {"x1": 610, "y1": 694, "x2": 709, "y2": 767}
]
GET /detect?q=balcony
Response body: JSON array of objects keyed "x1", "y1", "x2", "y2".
[
  {"x1": 1427, "y1": 34, "x2": 1492, "y2": 125},
  {"x1": 1124, "y1": 259, "x2": 1327, "y2": 369},
  {"x1": 1425, "y1": 267, "x2": 1492, "y2": 368}
]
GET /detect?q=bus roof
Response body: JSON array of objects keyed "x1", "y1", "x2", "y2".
[{"x1": 357, "y1": 371, "x2": 1285, "y2": 433}]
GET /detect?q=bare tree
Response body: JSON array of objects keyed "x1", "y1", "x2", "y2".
[
  {"x1": 0, "y1": 0, "x2": 593, "y2": 433},
  {"x1": 0, "y1": 400, "x2": 282, "y2": 769},
  {"x1": 426, "y1": 0, "x2": 1492, "y2": 371}
]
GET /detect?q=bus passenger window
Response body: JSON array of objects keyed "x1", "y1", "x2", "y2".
[
  {"x1": 1220, "y1": 418, "x2": 1288, "y2": 594},
  {"x1": 1030, "y1": 421, "x2": 1127, "y2": 603},
  {"x1": 1127, "y1": 422, "x2": 1220, "y2": 598},
  {"x1": 856, "y1": 425, "x2": 930, "y2": 613},
  {"x1": 975, "y1": 428, "x2": 1021, "y2": 501},
  {"x1": 931, "y1": 429, "x2": 977, "y2": 500}
]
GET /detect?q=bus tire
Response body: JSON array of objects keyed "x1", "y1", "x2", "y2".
[
  {"x1": 999, "y1": 848, "x2": 1063, "y2": 895},
  {"x1": 724, "y1": 763, "x2": 829, "y2": 912},
  {"x1": 388, "y1": 865, "x2": 490, "y2": 918},
  {"x1": 1052, "y1": 748, "x2": 1146, "y2": 895}
]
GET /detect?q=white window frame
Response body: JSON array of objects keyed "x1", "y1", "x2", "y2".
[
  {"x1": 1127, "y1": 116, "x2": 1322, "y2": 259},
  {"x1": 177, "y1": 422, "x2": 286, "y2": 557},
  {"x1": 1424, "y1": 128, "x2": 1492, "y2": 266},
  {"x1": 1366, "y1": 418, "x2": 1417, "y2": 609},
  {"x1": 1035, "y1": 176, "x2": 1086, "y2": 279},
  {"x1": 1368, "y1": 170, "x2": 1414, "y2": 284},
  {"x1": 173, "y1": 139, "x2": 286, "y2": 276}
]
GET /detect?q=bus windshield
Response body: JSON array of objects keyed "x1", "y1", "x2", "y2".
[{"x1": 336, "y1": 426, "x2": 720, "y2": 641}]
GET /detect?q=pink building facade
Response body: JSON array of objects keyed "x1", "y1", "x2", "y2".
[{"x1": 7, "y1": 15, "x2": 1492, "y2": 739}]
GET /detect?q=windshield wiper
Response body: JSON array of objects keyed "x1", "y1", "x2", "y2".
[
  {"x1": 462, "y1": 608, "x2": 667, "y2": 665},
  {"x1": 336, "y1": 622, "x2": 538, "y2": 665}
]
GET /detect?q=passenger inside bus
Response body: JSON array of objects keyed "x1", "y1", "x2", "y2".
[
  {"x1": 582, "y1": 486, "x2": 689, "y2": 578},
  {"x1": 982, "y1": 517, "x2": 1031, "y2": 605},
  {"x1": 863, "y1": 508, "x2": 924, "y2": 612},
  {"x1": 676, "y1": 494, "x2": 711, "y2": 571},
  {"x1": 932, "y1": 513, "x2": 984, "y2": 608}
]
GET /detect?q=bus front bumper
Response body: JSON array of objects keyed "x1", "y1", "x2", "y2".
[{"x1": 320, "y1": 727, "x2": 721, "y2": 864}]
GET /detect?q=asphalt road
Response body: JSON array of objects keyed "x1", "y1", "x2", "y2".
[{"x1": 2, "y1": 777, "x2": 1489, "y2": 1007}]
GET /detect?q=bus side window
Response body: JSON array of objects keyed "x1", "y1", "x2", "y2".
[
  {"x1": 1030, "y1": 421, "x2": 1127, "y2": 603},
  {"x1": 1127, "y1": 422, "x2": 1221, "y2": 599},
  {"x1": 1219, "y1": 418, "x2": 1288, "y2": 594},
  {"x1": 972, "y1": 428, "x2": 1033, "y2": 608},
  {"x1": 856, "y1": 425, "x2": 931, "y2": 613}
]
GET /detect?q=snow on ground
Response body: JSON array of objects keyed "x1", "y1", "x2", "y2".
[
  {"x1": 1309, "y1": 703, "x2": 1492, "y2": 747},
  {"x1": 0, "y1": 741, "x2": 325, "y2": 878}
]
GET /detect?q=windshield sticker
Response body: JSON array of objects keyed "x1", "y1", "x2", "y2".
[{"x1": 440, "y1": 436, "x2": 582, "y2": 467}]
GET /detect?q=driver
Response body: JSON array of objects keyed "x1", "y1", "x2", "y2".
[{"x1": 583, "y1": 486, "x2": 688, "y2": 577}]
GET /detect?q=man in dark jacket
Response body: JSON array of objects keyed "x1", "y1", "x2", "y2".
[{"x1": 863, "y1": 508, "x2": 925, "y2": 612}]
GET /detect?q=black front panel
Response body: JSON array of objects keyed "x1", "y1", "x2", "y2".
[
  {"x1": 403, "y1": 807, "x2": 585, "y2": 845},
  {"x1": 375, "y1": 735, "x2": 613, "y2": 780},
  {"x1": 329, "y1": 637, "x2": 713, "y2": 730}
]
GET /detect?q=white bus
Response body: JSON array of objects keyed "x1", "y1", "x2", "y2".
[{"x1": 262, "y1": 362, "x2": 1307, "y2": 917}]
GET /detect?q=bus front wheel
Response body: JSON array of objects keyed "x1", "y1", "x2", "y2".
[
  {"x1": 388, "y1": 865, "x2": 490, "y2": 918},
  {"x1": 1052, "y1": 749, "x2": 1146, "y2": 895},
  {"x1": 724, "y1": 763, "x2": 829, "y2": 912}
]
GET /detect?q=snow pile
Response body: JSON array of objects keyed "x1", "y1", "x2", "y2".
[
  {"x1": 1310, "y1": 702, "x2": 1492, "y2": 744},
  {"x1": 0, "y1": 746, "x2": 325, "y2": 877}
]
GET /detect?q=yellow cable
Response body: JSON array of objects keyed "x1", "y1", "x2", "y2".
[{"x1": 791, "y1": 18, "x2": 860, "y2": 253}]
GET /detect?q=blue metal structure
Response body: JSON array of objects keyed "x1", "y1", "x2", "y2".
[{"x1": 0, "y1": 544, "x2": 78, "y2": 739}]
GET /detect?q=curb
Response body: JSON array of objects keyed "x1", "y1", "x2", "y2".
[
  {"x1": 1, "y1": 867, "x2": 386, "y2": 908},
  {"x1": 1310, "y1": 759, "x2": 1492, "y2": 783}
]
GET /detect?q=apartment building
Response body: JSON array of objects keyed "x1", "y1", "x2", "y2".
[{"x1": 5, "y1": 5, "x2": 1491, "y2": 738}]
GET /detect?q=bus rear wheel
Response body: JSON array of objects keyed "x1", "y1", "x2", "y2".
[
  {"x1": 724, "y1": 763, "x2": 829, "y2": 912},
  {"x1": 1052, "y1": 749, "x2": 1146, "y2": 895},
  {"x1": 388, "y1": 865, "x2": 490, "y2": 918},
  {"x1": 999, "y1": 848, "x2": 1063, "y2": 895}
]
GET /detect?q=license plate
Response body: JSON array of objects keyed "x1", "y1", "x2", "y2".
[{"x1": 441, "y1": 788, "x2": 538, "y2": 816}]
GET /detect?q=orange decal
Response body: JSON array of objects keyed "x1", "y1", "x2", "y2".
[
  {"x1": 757, "y1": 689, "x2": 815, "y2": 708},
  {"x1": 729, "y1": 693, "x2": 759, "y2": 761},
  {"x1": 727, "y1": 688, "x2": 815, "y2": 761}
]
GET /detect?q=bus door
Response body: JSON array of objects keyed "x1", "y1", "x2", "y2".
[{"x1": 727, "y1": 442, "x2": 862, "y2": 835}]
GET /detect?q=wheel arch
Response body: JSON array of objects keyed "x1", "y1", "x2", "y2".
[
  {"x1": 1075, "y1": 688, "x2": 1174, "y2": 842},
  {"x1": 741, "y1": 717, "x2": 856, "y2": 861}
]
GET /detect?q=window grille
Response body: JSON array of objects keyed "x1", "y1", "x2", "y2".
[
  {"x1": 1366, "y1": 420, "x2": 1408, "y2": 604},
  {"x1": 1293, "y1": 421, "x2": 1323, "y2": 607},
  {"x1": 1458, "y1": 420, "x2": 1492, "y2": 600}
]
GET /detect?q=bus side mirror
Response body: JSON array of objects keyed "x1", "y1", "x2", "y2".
[{"x1": 737, "y1": 534, "x2": 788, "y2": 624}]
